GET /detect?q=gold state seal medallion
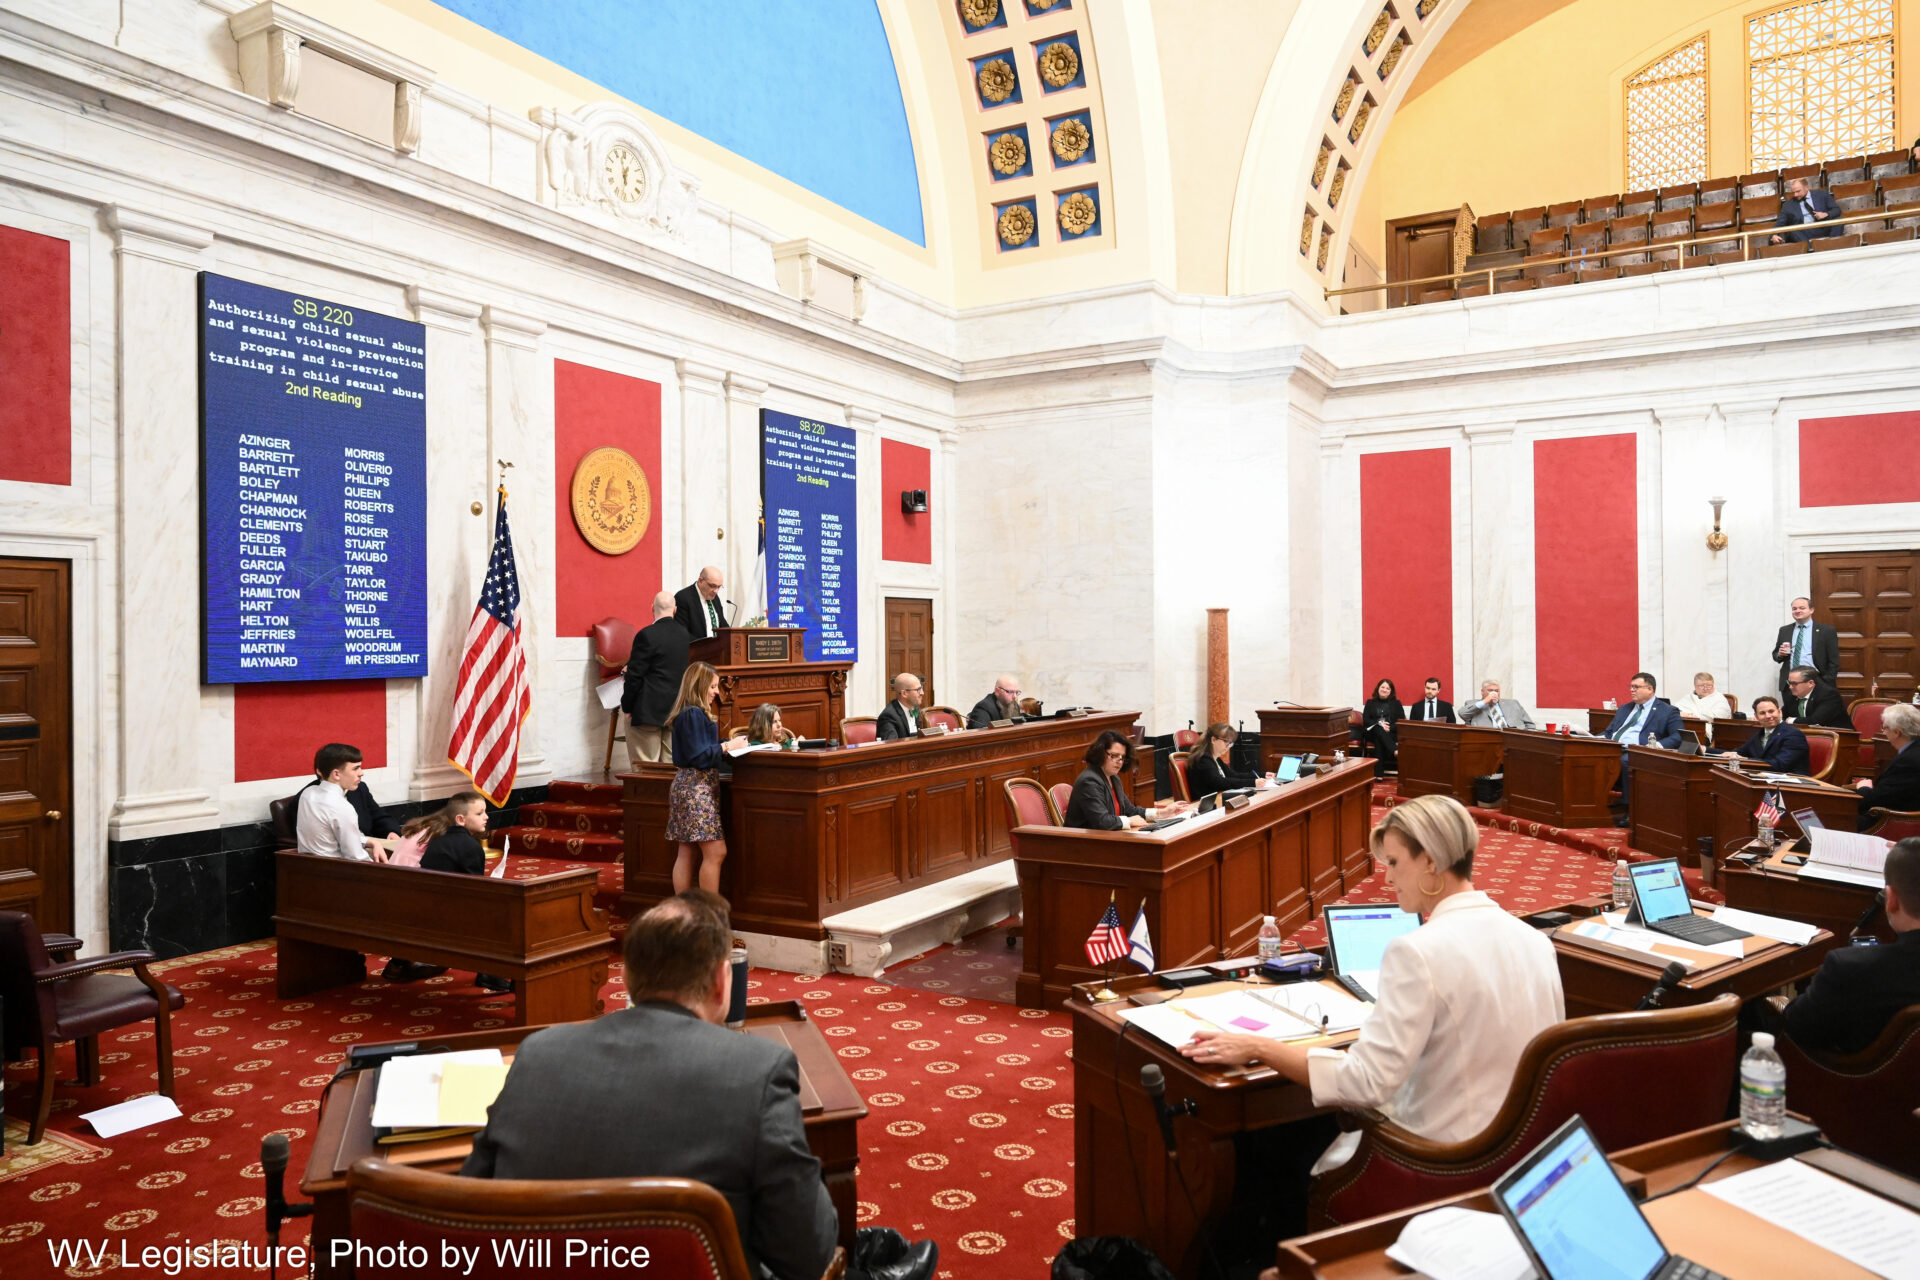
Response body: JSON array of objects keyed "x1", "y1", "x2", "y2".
[{"x1": 570, "y1": 446, "x2": 651, "y2": 554}]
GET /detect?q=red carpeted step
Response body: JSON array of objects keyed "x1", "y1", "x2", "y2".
[
  {"x1": 515, "y1": 801, "x2": 623, "y2": 837},
  {"x1": 547, "y1": 779, "x2": 624, "y2": 805},
  {"x1": 498, "y1": 826, "x2": 624, "y2": 861}
]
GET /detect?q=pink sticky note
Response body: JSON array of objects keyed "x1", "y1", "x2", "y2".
[{"x1": 1229, "y1": 1016, "x2": 1268, "y2": 1031}]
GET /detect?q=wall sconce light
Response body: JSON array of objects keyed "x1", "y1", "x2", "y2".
[{"x1": 1707, "y1": 496, "x2": 1728, "y2": 552}]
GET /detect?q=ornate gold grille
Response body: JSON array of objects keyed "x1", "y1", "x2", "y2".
[
  {"x1": 1747, "y1": 0, "x2": 1895, "y2": 168},
  {"x1": 1626, "y1": 35, "x2": 1709, "y2": 190}
]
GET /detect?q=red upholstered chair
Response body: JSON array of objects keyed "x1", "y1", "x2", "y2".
[
  {"x1": 840, "y1": 716, "x2": 878, "y2": 746},
  {"x1": 1850, "y1": 697, "x2": 1895, "y2": 776},
  {"x1": 590, "y1": 616, "x2": 638, "y2": 772},
  {"x1": 1168, "y1": 751, "x2": 1194, "y2": 802},
  {"x1": 1348, "y1": 707, "x2": 1365, "y2": 755},
  {"x1": 1776, "y1": 1005, "x2": 1920, "y2": 1178},
  {"x1": 1863, "y1": 807, "x2": 1920, "y2": 841},
  {"x1": 0, "y1": 911, "x2": 186, "y2": 1145},
  {"x1": 1049, "y1": 782, "x2": 1072, "y2": 821},
  {"x1": 1725, "y1": 693, "x2": 1739, "y2": 715},
  {"x1": 1801, "y1": 728, "x2": 1839, "y2": 781},
  {"x1": 924, "y1": 705, "x2": 963, "y2": 731},
  {"x1": 1004, "y1": 777, "x2": 1062, "y2": 828},
  {"x1": 346, "y1": 1159, "x2": 846, "y2": 1280},
  {"x1": 1309, "y1": 994, "x2": 1740, "y2": 1228}
]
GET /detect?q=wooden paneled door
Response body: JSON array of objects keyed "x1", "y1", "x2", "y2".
[
  {"x1": 1384, "y1": 210, "x2": 1458, "y2": 308},
  {"x1": 1812, "y1": 550, "x2": 1918, "y2": 703},
  {"x1": 0, "y1": 558, "x2": 72, "y2": 934},
  {"x1": 883, "y1": 597, "x2": 934, "y2": 707}
]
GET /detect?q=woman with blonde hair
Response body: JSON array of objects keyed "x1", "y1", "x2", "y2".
[
  {"x1": 665, "y1": 661, "x2": 727, "y2": 893},
  {"x1": 1179, "y1": 793, "x2": 1563, "y2": 1175}
]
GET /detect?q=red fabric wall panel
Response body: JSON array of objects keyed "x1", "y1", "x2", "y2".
[
  {"x1": 233, "y1": 680, "x2": 387, "y2": 783},
  {"x1": 880, "y1": 438, "x2": 932, "y2": 564},
  {"x1": 1799, "y1": 413, "x2": 1920, "y2": 508},
  {"x1": 1359, "y1": 448, "x2": 1453, "y2": 703},
  {"x1": 0, "y1": 225, "x2": 71, "y2": 485},
  {"x1": 552, "y1": 360, "x2": 663, "y2": 638},
  {"x1": 1534, "y1": 434, "x2": 1638, "y2": 708}
]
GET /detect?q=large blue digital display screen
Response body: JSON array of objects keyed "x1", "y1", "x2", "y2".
[
  {"x1": 199, "y1": 272, "x2": 429, "y2": 683},
  {"x1": 761, "y1": 410, "x2": 858, "y2": 663}
]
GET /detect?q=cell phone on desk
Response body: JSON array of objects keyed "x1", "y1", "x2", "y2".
[{"x1": 1782, "y1": 854, "x2": 1808, "y2": 866}]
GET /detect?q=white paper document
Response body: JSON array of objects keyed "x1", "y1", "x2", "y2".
[
  {"x1": 1702, "y1": 1157, "x2": 1920, "y2": 1280},
  {"x1": 1385, "y1": 1207, "x2": 1536, "y2": 1280},
  {"x1": 371, "y1": 1049, "x2": 506, "y2": 1129},
  {"x1": 80, "y1": 1093, "x2": 183, "y2": 1138},
  {"x1": 1566, "y1": 918, "x2": 1745, "y2": 962},
  {"x1": 1810, "y1": 827, "x2": 1892, "y2": 875},
  {"x1": 726, "y1": 741, "x2": 779, "y2": 757},
  {"x1": 1710, "y1": 904, "x2": 1821, "y2": 946},
  {"x1": 595, "y1": 675, "x2": 626, "y2": 712}
]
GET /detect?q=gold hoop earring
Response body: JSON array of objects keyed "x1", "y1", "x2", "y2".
[{"x1": 1418, "y1": 871, "x2": 1445, "y2": 897}]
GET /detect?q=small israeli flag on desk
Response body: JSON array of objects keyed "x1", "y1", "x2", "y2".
[{"x1": 1127, "y1": 901, "x2": 1154, "y2": 972}]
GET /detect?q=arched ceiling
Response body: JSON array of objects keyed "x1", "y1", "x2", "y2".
[{"x1": 1402, "y1": 0, "x2": 1583, "y2": 102}]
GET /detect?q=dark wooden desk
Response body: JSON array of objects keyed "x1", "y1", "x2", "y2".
[
  {"x1": 1013, "y1": 760, "x2": 1376, "y2": 1009},
  {"x1": 1501, "y1": 730, "x2": 1618, "y2": 826},
  {"x1": 1551, "y1": 908, "x2": 1835, "y2": 1017},
  {"x1": 298, "y1": 1002, "x2": 864, "y2": 1279},
  {"x1": 621, "y1": 711, "x2": 1140, "y2": 939},
  {"x1": 274, "y1": 852, "x2": 614, "y2": 1027},
  {"x1": 1395, "y1": 722, "x2": 1502, "y2": 804},
  {"x1": 1256, "y1": 707, "x2": 1352, "y2": 770},
  {"x1": 1072, "y1": 973, "x2": 1359, "y2": 1279},
  {"x1": 690, "y1": 627, "x2": 850, "y2": 739},
  {"x1": 1720, "y1": 842, "x2": 1890, "y2": 940},
  {"x1": 1277, "y1": 1120, "x2": 1904, "y2": 1279},
  {"x1": 1709, "y1": 765, "x2": 1859, "y2": 859},
  {"x1": 1626, "y1": 744, "x2": 1716, "y2": 861}
]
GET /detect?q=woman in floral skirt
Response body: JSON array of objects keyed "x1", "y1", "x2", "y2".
[{"x1": 665, "y1": 661, "x2": 727, "y2": 893}]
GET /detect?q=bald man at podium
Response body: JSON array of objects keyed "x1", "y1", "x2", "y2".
[{"x1": 674, "y1": 566, "x2": 729, "y2": 640}]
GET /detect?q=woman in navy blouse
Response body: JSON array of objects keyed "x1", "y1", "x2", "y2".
[{"x1": 665, "y1": 661, "x2": 727, "y2": 893}]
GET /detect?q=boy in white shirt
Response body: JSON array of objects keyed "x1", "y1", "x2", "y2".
[{"x1": 295, "y1": 743, "x2": 388, "y2": 862}]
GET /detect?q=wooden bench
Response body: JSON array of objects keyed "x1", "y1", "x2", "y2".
[{"x1": 274, "y1": 852, "x2": 614, "y2": 1026}]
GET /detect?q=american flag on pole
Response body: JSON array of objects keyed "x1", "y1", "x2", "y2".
[
  {"x1": 1755, "y1": 789, "x2": 1783, "y2": 826},
  {"x1": 448, "y1": 487, "x2": 531, "y2": 805},
  {"x1": 1085, "y1": 898, "x2": 1129, "y2": 966}
]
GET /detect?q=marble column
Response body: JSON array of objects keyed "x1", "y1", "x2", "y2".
[
  {"x1": 724, "y1": 374, "x2": 768, "y2": 622},
  {"x1": 1206, "y1": 609, "x2": 1230, "y2": 726},
  {"x1": 482, "y1": 305, "x2": 551, "y2": 790},
  {"x1": 676, "y1": 360, "x2": 730, "y2": 602},
  {"x1": 106, "y1": 206, "x2": 220, "y2": 841},
  {"x1": 846, "y1": 405, "x2": 884, "y2": 711},
  {"x1": 406, "y1": 286, "x2": 486, "y2": 800},
  {"x1": 1718, "y1": 399, "x2": 1783, "y2": 702},
  {"x1": 1466, "y1": 422, "x2": 1517, "y2": 697},
  {"x1": 1318, "y1": 437, "x2": 1360, "y2": 702},
  {"x1": 1653, "y1": 404, "x2": 1719, "y2": 689}
]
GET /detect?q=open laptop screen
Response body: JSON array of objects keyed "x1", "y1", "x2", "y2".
[
  {"x1": 1627, "y1": 858, "x2": 1692, "y2": 925},
  {"x1": 1275, "y1": 755, "x2": 1302, "y2": 782},
  {"x1": 1321, "y1": 905, "x2": 1420, "y2": 978},
  {"x1": 1495, "y1": 1117, "x2": 1668, "y2": 1280}
]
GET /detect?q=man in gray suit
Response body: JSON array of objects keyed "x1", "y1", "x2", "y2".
[
  {"x1": 1460, "y1": 679, "x2": 1538, "y2": 731},
  {"x1": 463, "y1": 890, "x2": 838, "y2": 1280}
]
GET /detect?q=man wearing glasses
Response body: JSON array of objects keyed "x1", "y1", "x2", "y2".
[{"x1": 967, "y1": 674, "x2": 1030, "y2": 729}]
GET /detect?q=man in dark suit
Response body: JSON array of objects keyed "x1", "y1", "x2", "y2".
[
  {"x1": 876, "y1": 672, "x2": 926, "y2": 741},
  {"x1": 1772, "y1": 597, "x2": 1839, "y2": 696},
  {"x1": 1407, "y1": 677, "x2": 1455, "y2": 724},
  {"x1": 1770, "y1": 177, "x2": 1846, "y2": 243},
  {"x1": 464, "y1": 891, "x2": 937, "y2": 1280},
  {"x1": 1727, "y1": 696, "x2": 1810, "y2": 773},
  {"x1": 966, "y1": 675, "x2": 1028, "y2": 729},
  {"x1": 673, "y1": 565, "x2": 728, "y2": 641},
  {"x1": 1784, "y1": 666, "x2": 1853, "y2": 729},
  {"x1": 1855, "y1": 703, "x2": 1920, "y2": 819},
  {"x1": 622, "y1": 592, "x2": 691, "y2": 766},
  {"x1": 1605, "y1": 672, "x2": 1684, "y2": 748},
  {"x1": 1781, "y1": 837, "x2": 1920, "y2": 1055}
]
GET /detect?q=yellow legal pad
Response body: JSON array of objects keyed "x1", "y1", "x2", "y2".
[{"x1": 436, "y1": 1062, "x2": 511, "y2": 1128}]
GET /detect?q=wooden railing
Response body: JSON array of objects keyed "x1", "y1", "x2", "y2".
[{"x1": 1327, "y1": 206, "x2": 1914, "y2": 307}]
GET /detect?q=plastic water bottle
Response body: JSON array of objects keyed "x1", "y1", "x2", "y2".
[
  {"x1": 1612, "y1": 860, "x2": 1633, "y2": 913},
  {"x1": 1257, "y1": 915, "x2": 1282, "y2": 962},
  {"x1": 1740, "y1": 1032, "x2": 1786, "y2": 1140}
]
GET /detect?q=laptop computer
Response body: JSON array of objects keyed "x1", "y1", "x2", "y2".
[
  {"x1": 1274, "y1": 755, "x2": 1303, "y2": 783},
  {"x1": 1493, "y1": 1115, "x2": 1728, "y2": 1280},
  {"x1": 1626, "y1": 858, "x2": 1751, "y2": 946},
  {"x1": 1676, "y1": 730, "x2": 1702, "y2": 756},
  {"x1": 1320, "y1": 904, "x2": 1421, "y2": 1002}
]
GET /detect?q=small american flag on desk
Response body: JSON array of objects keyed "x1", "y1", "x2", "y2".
[
  {"x1": 448, "y1": 486, "x2": 532, "y2": 805},
  {"x1": 1085, "y1": 899, "x2": 1129, "y2": 966},
  {"x1": 1755, "y1": 789, "x2": 1783, "y2": 826}
]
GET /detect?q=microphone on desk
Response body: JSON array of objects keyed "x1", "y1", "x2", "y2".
[
  {"x1": 1139, "y1": 1064, "x2": 1197, "y2": 1156},
  {"x1": 261, "y1": 1132, "x2": 313, "y2": 1254},
  {"x1": 1635, "y1": 960, "x2": 1689, "y2": 1011},
  {"x1": 1851, "y1": 888, "x2": 1887, "y2": 939}
]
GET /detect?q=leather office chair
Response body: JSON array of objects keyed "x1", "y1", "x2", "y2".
[
  {"x1": 347, "y1": 1159, "x2": 846, "y2": 1280},
  {"x1": 840, "y1": 717, "x2": 878, "y2": 746},
  {"x1": 924, "y1": 706, "x2": 962, "y2": 731},
  {"x1": 1801, "y1": 728, "x2": 1840, "y2": 781},
  {"x1": 1310, "y1": 994, "x2": 1739, "y2": 1228},
  {"x1": 1775, "y1": 1005, "x2": 1920, "y2": 1178},
  {"x1": 0, "y1": 911, "x2": 186, "y2": 1145},
  {"x1": 270, "y1": 792, "x2": 303, "y2": 850},
  {"x1": 1862, "y1": 807, "x2": 1920, "y2": 841},
  {"x1": 590, "y1": 617, "x2": 639, "y2": 772},
  {"x1": 1049, "y1": 782, "x2": 1072, "y2": 822},
  {"x1": 1168, "y1": 751, "x2": 1194, "y2": 803}
]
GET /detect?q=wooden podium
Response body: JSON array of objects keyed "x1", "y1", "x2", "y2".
[
  {"x1": 1255, "y1": 706, "x2": 1352, "y2": 769},
  {"x1": 689, "y1": 627, "x2": 851, "y2": 739}
]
